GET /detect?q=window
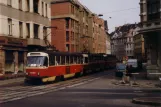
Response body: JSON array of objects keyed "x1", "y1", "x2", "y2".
[
  {"x1": 61, "y1": 56, "x2": 65, "y2": 65},
  {"x1": 26, "y1": 0, "x2": 29, "y2": 12},
  {"x1": 65, "y1": 18, "x2": 69, "y2": 29},
  {"x1": 66, "y1": 56, "x2": 69, "y2": 64},
  {"x1": 49, "y1": 55, "x2": 55, "y2": 66},
  {"x1": 147, "y1": 0, "x2": 160, "y2": 20},
  {"x1": 19, "y1": 0, "x2": 22, "y2": 10},
  {"x1": 34, "y1": 24, "x2": 39, "y2": 39},
  {"x1": 19, "y1": 22, "x2": 23, "y2": 38},
  {"x1": 66, "y1": 44, "x2": 70, "y2": 52},
  {"x1": 34, "y1": 0, "x2": 39, "y2": 13},
  {"x1": 66, "y1": 31, "x2": 69, "y2": 42},
  {"x1": 7, "y1": 0, "x2": 11, "y2": 6},
  {"x1": 71, "y1": 5, "x2": 74, "y2": 14},
  {"x1": 43, "y1": 27, "x2": 47, "y2": 39},
  {"x1": 8, "y1": 18, "x2": 12, "y2": 36},
  {"x1": 26, "y1": 23, "x2": 30, "y2": 38},
  {"x1": 46, "y1": 4, "x2": 47, "y2": 17},
  {"x1": 42, "y1": 2, "x2": 44, "y2": 16},
  {"x1": 56, "y1": 56, "x2": 61, "y2": 65}
]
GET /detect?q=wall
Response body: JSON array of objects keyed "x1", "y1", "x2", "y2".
[
  {"x1": 51, "y1": 2, "x2": 71, "y2": 16},
  {"x1": 51, "y1": 19, "x2": 66, "y2": 52}
]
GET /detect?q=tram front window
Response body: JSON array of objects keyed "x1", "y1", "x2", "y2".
[{"x1": 27, "y1": 56, "x2": 48, "y2": 67}]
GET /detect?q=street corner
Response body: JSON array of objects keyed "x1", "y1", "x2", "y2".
[{"x1": 132, "y1": 97, "x2": 161, "y2": 106}]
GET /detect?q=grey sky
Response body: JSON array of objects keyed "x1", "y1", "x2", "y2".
[{"x1": 79, "y1": 0, "x2": 140, "y2": 32}]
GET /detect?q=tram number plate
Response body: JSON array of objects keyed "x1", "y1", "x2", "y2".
[{"x1": 66, "y1": 66, "x2": 70, "y2": 74}]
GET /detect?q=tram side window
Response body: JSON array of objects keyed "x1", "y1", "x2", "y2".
[
  {"x1": 74, "y1": 56, "x2": 77, "y2": 64},
  {"x1": 44, "y1": 57, "x2": 48, "y2": 67},
  {"x1": 66, "y1": 56, "x2": 70, "y2": 64},
  {"x1": 70, "y1": 56, "x2": 73, "y2": 64},
  {"x1": 49, "y1": 55, "x2": 55, "y2": 66},
  {"x1": 85, "y1": 57, "x2": 88, "y2": 63},
  {"x1": 61, "y1": 56, "x2": 65, "y2": 65},
  {"x1": 56, "y1": 56, "x2": 61, "y2": 65},
  {"x1": 78, "y1": 57, "x2": 82, "y2": 64}
]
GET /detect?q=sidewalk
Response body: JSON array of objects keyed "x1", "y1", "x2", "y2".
[
  {"x1": 0, "y1": 77, "x2": 24, "y2": 86},
  {"x1": 0, "y1": 73, "x2": 25, "y2": 80},
  {"x1": 0, "y1": 73, "x2": 25, "y2": 86}
]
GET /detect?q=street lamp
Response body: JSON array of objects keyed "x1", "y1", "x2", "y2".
[{"x1": 98, "y1": 14, "x2": 103, "y2": 17}]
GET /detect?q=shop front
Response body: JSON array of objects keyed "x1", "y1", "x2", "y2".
[{"x1": 0, "y1": 36, "x2": 27, "y2": 74}]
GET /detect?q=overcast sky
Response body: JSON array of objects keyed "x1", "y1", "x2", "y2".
[{"x1": 79, "y1": 0, "x2": 140, "y2": 33}]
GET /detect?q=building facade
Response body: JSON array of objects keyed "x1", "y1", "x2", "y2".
[
  {"x1": 133, "y1": 27, "x2": 145, "y2": 61},
  {"x1": 51, "y1": 0, "x2": 107, "y2": 53},
  {"x1": 139, "y1": 0, "x2": 161, "y2": 78},
  {"x1": 111, "y1": 24, "x2": 137, "y2": 60},
  {"x1": 0, "y1": 0, "x2": 51, "y2": 74}
]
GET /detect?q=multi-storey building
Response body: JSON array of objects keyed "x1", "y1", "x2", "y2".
[
  {"x1": 50, "y1": 0, "x2": 107, "y2": 53},
  {"x1": 139, "y1": 0, "x2": 161, "y2": 78},
  {"x1": 0, "y1": 0, "x2": 51, "y2": 74},
  {"x1": 133, "y1": 27, "x2": 145, "y2": 61},
  {"x1": 92, "y1": 15, "x2": 106, "y2": 53},
  {"x1": 111, "y1": 24, "x2": 137, "y2": 60}
]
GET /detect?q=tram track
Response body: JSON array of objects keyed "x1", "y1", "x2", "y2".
[{"x1": 0, "y1": 72, "x2": 104, "y2": 104}]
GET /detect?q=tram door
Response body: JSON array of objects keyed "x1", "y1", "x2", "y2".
[{"x1": 65, "y1": 56, "x2": 70, "y2": 74}]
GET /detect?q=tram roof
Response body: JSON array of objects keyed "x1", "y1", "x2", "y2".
[{"x1": 36, "y1": 51, "x2": 86, "y2": 56}]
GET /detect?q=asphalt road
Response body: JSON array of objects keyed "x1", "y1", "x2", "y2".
[{"x1": 1, "y1": 71, "x2": 161, "y2": 107}]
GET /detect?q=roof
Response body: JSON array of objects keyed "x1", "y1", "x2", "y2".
[
  {"x1": 50, "y1": 0, "x2": 93, "y2": 14},
  {"x1": 110, "y1": 23, "x2": 138, "y2": 39}
]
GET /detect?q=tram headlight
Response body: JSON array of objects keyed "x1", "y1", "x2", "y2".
[
  {"x1": 26, "y1": 72, "x2": 28, "y2": 75},
  {"x1": 38, "y1": 72, "x2": 40, "y2": 76}
]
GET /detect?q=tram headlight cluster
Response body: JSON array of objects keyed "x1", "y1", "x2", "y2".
[{"x1": 26, "y1": 72, "x2": 28, "y2": 75}]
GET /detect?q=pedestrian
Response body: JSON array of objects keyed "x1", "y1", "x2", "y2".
[{"x1": 126, "y1": 65, "x2": 133, "y2": 83}]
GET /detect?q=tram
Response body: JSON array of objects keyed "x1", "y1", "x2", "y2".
[{"x1": 25, "y1": 51, "x2": 117, "y2": 83}]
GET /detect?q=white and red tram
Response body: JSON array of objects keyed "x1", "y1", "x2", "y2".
[{"x1": 25, "y1": 51, "x2": 117, "y2": 83}]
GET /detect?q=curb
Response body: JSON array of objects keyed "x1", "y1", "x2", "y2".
[{"x1": 132, "y1": 97, "x2": 161, "y2": 106}]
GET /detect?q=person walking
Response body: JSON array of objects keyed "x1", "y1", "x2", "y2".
[{"x1": 121, "y1": 65, "x2": 133, "y2": 84}]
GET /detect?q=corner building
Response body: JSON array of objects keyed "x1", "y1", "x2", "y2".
[{"x1": 0, "y1": 0, "x2": 51, "y2": 74}]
